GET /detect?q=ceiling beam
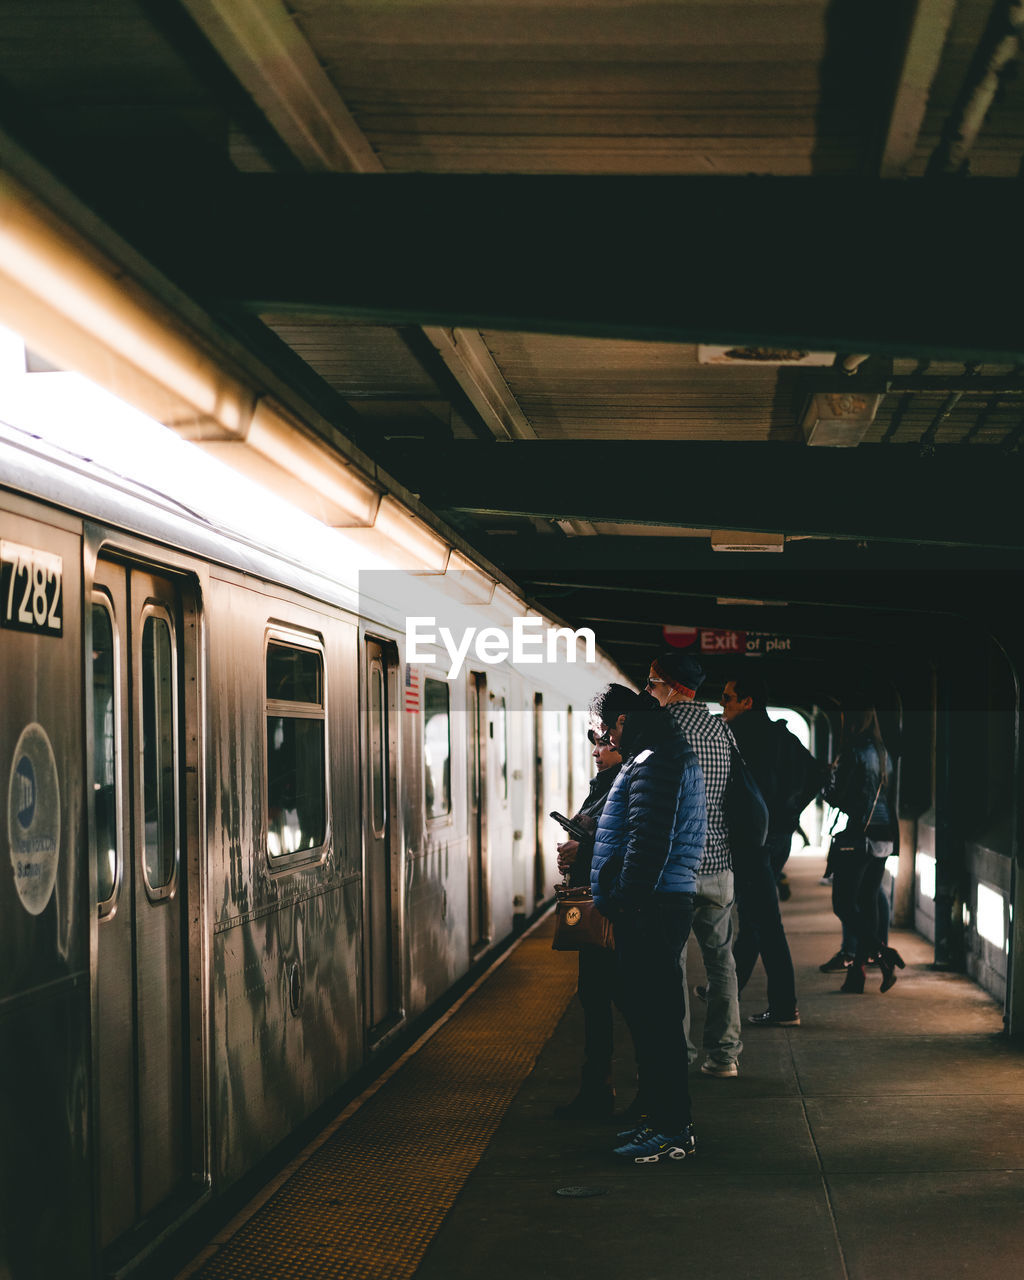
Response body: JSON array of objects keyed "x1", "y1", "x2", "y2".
[
  {"x1": 497, "y1": 536, "x2": 1024, "y2": 575},
  {"x1": 373, "y1": 441, "x2": 1024, "y2": 549},
  {"x1": 177, "y1": 0, "x2": 535, "y2": 443},
  {"x1": 517, "y1": 573, "x2": 994, "y2": 622},
  {"x1": 176, "y1": 0, "x2": 383, "y2": 172},
  {"x1": 104, "y1": 175, "x2": 1024, "y2": 362},
  {"x1": 879, "y1": 0, "x2": 959, "y2": 176},
  {"x1": 421, "y1": 327, "x2": 537, "y2": 440}
]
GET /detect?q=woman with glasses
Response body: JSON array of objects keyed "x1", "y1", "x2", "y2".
[{"x1": 554, "y1": 687, "x2": 637, "y2": 1121}]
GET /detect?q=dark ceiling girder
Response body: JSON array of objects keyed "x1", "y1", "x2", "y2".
[
  {"x1": 497, "y1": 537, "x2": 1024, "y2": 575},
  {"x1": 518, "y1": 579, "x2": 969, "y2": 628},
  {"x1": 100, "y1": 175, "x2": 1024, "y2": 362},
  {"x1": 381, "y1": 441, "x2": 1024, "y2": 548}
]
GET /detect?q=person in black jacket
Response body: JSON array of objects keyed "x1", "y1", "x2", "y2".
[
  {"x1": 721, "y1": 672, "x2": 824, "y2": 1026},
  {"x1": 822, "y1": 702, "x2": 904, "y2": 993},
  {"x1": 554, "y1": 713, "x2": 631, "y2": 1121}
]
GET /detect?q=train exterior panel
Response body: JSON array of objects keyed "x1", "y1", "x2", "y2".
[
  {"x1": 1, "y1": 498, "x2": 90, "y2": 1280},
  {"x1": 204, "y1": 570, "x2": 364, "y2": 1188},
  {"x1": 0, "y1": 418, "x2": 619, "y2": 1279}
]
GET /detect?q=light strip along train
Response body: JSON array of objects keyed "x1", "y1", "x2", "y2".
[{"x1": 0, "y1": 396, "x2": 619, "y2": 1280}]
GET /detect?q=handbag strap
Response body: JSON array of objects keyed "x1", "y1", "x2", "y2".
[
  {"x1": 862, "y1": 773, "x2": 884, "y2": 832},
  {"x1": 826, "y1": 755, "x2": 884, "y2": 836}
]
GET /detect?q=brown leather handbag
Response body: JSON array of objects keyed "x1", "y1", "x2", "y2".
[{"x1": 551, "y1": 884, "x2": 615, "y2": 951}]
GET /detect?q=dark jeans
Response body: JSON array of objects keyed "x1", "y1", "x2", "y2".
[
  {"x1": 768, "y1": 832, "x2": 792, "y2": 880},
  {"x1": 840, "y1": 884, "x2": 890, "y2": 955},
  {"x1": 615, "y1": 894, "x2": 694, "y2": 1134},
  {"x1": 733, "y1": 838, "x2": 798, "y2": 1018},
  {"x1": 832, "y1": 850, "x2": 887, "y2": 963},
  {"x1": 576, "y1": 946, "x2": 623, "y2": 1086}
]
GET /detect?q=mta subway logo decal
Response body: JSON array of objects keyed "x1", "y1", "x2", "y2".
[{"x1": 7, "y1": 723, "x2": 61, "y2": 916}]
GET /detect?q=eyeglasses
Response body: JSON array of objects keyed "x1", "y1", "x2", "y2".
[
  {"x1": 588, "y1": 728, "x2": 612, "y2": 746},
  {"x1": 645, "y1": 676, "x2": 667, "y2": 689}
]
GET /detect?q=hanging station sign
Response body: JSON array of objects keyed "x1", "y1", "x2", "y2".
[{"x1": 662, "y1": 625, "x2": 795, "y2": 657}]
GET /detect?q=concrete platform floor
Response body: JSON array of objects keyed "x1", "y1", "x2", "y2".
[{"x1": 415, "y1": 855, "x2": 1022, "y2": 1280}]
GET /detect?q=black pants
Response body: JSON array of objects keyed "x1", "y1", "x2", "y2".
[
  {"x1": 733, "y1": 836, "x2": 798, "y2": 1018},
  {"x1": 576, "y1": 946, "x2": 623, "y2": 1086},
  {"x1": 768, "y1": 832, "x2": 792, "y2": 880},
  {"x1": 615, "y1": 895, "x2": 695, "y2": 1134},
  {"x1": 832, "y1": 849, "x2": 887, "y2": 964}
]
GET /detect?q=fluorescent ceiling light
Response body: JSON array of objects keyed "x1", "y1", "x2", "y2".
[{"x1": 710, "y1": 531, "x2": 785, "y2": 552}]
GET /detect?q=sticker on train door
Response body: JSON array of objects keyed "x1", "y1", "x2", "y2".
[{"x1": 7, "y1": 722, "x2": 61, "y2": 915}]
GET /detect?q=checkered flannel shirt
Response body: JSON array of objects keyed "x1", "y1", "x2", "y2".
[{"x1": 666, "y1": 700, "x2": 736, "y2": 875}]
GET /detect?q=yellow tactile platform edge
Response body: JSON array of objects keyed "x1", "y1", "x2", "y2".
[{"x1": 189, "y1": 920, "x2": 577, "y2": 1280}]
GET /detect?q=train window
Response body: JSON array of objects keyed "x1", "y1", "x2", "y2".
[
  {"x1": 267, "y1": 643, "x2": 322, "y2": 704},
  {"x1": 491, "y1": 694, "x2": 508, "y2": 801},
  {"x1": 141, "y1": 614, "x2": 178, "y2": 895},
  {"x1": 369, "y1": 661, "x2": 386, "y2": 836},
  {"x1": 266, "y1": 639, "x2": 326, "y2": 859},
  {"x1": 423, "y1": 678, "x2": 451, "y2": 819},
  {"x1": 92, "y1": 598, "x2": 119, "y2": 908}
]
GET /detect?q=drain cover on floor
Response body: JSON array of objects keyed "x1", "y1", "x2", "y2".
[{"x1": 554, "y1": 1186, "x2": 608, "y2": 1198}]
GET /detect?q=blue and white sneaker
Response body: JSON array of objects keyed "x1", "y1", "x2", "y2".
[{"x1": 612, "y1": 1123, "x2": 696, "y2": 1164}]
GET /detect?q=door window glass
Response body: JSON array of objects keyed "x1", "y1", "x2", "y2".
[
  {"x1": 370, "y1": 662, "x2": 386, "y2": 836},
  {"x1": 141, "y1": 614, "x2": 177, "y2": 893},
  {"x1": 266, "y1": 639, "x2": 326, "y2": 858},
  {"x1": 92, "y1": 599, "x2": 119, "y2": 906},
  {"x1": 492, "y1": 695, "x2": 508, "y2": 801},
  {"x1": 424, "y1": 678, "x2": 451, "y2": 818}
]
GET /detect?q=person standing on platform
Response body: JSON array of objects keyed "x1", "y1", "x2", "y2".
[
  {"x1": 720, "y1": 671, "x2": 823, "y2": 1027},
  {"x1": 590, "y1": 684, "x2": 706, "y2": 1164},
  {"x1": 645, "y1": 650, "x2": 743, "y2": 1079},
  {"x1": 823, "y1": 702, "x2": 904, "y2": 993},
  {"x1": 554, "y1": 707, "x2": 633, "y2": 1122}
]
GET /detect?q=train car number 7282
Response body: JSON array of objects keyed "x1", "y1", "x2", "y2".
[{"x1": 1, "y1": 540, "x2": 63, "y2": 637}]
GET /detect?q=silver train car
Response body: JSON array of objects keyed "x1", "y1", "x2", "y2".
[{"x1": 0, "y1": 413, "x2": 618, "y2": 1280}]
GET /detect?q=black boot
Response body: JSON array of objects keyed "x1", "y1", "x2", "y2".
[
  {"x1": 839, "y1": 964, "x2": 866, "y2": 993},
  {"x1": 877, "y1": 946, "x2": 906, "y2": 993}
]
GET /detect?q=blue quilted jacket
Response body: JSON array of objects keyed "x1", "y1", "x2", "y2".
[{"x1": 590, "y1": 707, "x2": 707, "y2": 912}]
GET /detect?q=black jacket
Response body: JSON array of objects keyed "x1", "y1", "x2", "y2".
[
  {"x1": 567, "y1": 765, "x2": 621, "y2": 889},
  {"x1": 730, "y1": 708, "x2": 824, "y2": 838},
  {"x1": 824, "y1": 734, "x2": 895, "y2": 838}
]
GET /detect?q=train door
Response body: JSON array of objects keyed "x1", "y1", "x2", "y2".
[
  {"x1": 91, "y1": 558, "x2": 192, "y2": 1248},
  {"x1": 467, "y1": 671, "x2": 489, "y2": 949},
  {"x1": 364, "y1": 639, "x2": 401, "y2": 1037}
]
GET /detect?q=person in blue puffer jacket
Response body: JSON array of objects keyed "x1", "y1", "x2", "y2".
[{"x1": 589, "y1": 683, "x2": 706, "y2": 1165}]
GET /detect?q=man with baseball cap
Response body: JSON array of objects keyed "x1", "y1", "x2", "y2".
[{"x1": 645, "y1": 650, "x2": 743, "y2": 1078}]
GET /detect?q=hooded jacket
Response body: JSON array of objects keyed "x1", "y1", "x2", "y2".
[{"x1": 590, "y1": 705, "x2": 706, "y2": 912}]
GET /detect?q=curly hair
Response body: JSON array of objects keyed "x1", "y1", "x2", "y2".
[{"x1": 587, "y1": 682, "x2": 640, "y2": 729}]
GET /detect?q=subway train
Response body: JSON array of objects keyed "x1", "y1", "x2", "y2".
[{"x1": 0, "y1": 401, "x2": 618, "y2": 1280}]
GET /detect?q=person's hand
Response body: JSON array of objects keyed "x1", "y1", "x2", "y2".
[{"x1": 556, "y1": 839, "x2": 579, "y2": 874}]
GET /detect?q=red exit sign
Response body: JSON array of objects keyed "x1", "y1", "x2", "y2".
[
  {"x1": 662, "y1": 625, "x2": 793, "y2": 656},
  {"x1": 700, "y1": 629, "x2": 747, "y2": 653}
]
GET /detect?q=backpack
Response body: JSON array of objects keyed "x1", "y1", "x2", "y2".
[
  {"x1": 723, "y1": 742, "x2": 770, "y2": 853},
  {"x1": 773, "y1": 721, "x2": 823, "y2": 823}
]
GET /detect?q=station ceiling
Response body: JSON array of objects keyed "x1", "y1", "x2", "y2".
[{"x1": 2, "y1": 0, "x2": 1023, "y2": 695}]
